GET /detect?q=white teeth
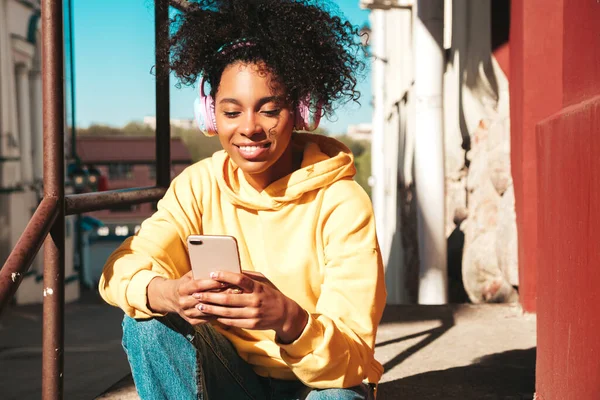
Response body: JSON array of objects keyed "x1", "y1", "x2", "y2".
[{"x1": 240, "y1": 146, "x2": 261, "y2": 151}]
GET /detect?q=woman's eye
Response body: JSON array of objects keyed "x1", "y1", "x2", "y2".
[
  {"x1": 262, "y1": 109, "x2": 281, "y2": 117},
  {"x1": 223, "y1": 111, "x2": 240, "y2": 118}
]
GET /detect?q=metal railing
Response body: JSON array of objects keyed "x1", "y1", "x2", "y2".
[{"x1": 0, "y1": 0, "x2": 189, "y2": 398}]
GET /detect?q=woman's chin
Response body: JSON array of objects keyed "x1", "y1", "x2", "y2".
[{"x1": 235, "y1": 159, "x2": 272, "y2": 175}]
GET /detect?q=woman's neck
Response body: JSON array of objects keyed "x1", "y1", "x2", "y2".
[{"x1": 243, "y1": 142, "x2": 303, "y2": 192}]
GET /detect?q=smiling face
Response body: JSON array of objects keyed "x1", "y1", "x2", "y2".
[{"x1": 214, "y1": 62, "x2": 297, "y2": 191}]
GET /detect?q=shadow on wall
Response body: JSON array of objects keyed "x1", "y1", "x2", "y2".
[
  {"x1": 378, "y1": 347, "x2": 536, "y2": 400},
  {"x1": 390, "y1": 194, "x2": 469, "y2": 303},
  {"x1": 447, "y1": 223, "x2": 469, "y2": 303},
  {"x1": 393, "y1": 157, "x2": 420, "y2": 303}
]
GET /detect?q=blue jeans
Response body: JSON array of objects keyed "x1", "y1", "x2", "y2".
[{"x1": 122, "y1": 315, "x2": 375, "y2": 400}]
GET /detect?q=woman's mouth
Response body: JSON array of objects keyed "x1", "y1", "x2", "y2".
[{"x1": 235, "y1": 143, "x2": 271, "y2": 160}]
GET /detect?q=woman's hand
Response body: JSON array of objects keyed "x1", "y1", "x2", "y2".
[
  {"x1": 147, "y1": 271, "x2": 225, "y2": 325},
  {"x1": 194, "y1": 271, "x2": 309, "y2": 343}
]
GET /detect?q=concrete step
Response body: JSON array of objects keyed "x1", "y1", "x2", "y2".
[{"x1": 96, "y1": 303, "x2": 536, "y2": 399}]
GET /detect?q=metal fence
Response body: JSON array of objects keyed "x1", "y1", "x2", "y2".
[{"x1": 0, "y1": 0, "x2": 190, "y2": 398}]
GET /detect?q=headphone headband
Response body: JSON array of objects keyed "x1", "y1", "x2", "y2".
[{"x1": 216, "y1": 38, "x2": 257, "y2": 55}]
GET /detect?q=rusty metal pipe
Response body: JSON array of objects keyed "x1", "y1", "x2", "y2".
[
  {"x1": 0, "y1": 197, "x2": 59, "y2": 314},
  {"x1": 41, "y1": 0, "x2": 65, "y2": 398},
  {"x1": 155, "y1": 0, "x2": 171, "y2": 189},
  {"x1": 65, "y1": 187, "x2": 167, "y2": 215}
]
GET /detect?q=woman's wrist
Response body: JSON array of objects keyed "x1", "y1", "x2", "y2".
[
  {"x1": 276, "y1": 299, "x2": 309, "y2": 344},
  {"x1": 147, "y1": 276, "x2": 173, "y2": 314}
]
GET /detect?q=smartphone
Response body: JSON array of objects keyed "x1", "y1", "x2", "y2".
[{"x1": 187, "y1": 234, "x2": 242, "y2": 280}]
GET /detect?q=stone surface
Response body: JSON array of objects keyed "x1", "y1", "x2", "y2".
[
  {"x1": 496, "y1": 185, "x2": 519, "y2": 287},
  {"x1": 445, "y1": 176, "x2": 468, "y2": 238},
  {"x1": 461, "y1": 120, "x2": 518, "y2": 304},
  {"x1": 446, "y1": 53, "x2": 519, "y2": 303}
]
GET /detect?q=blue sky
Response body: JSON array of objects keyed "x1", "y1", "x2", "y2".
[{"x1": 72, "y1": 0, "x2": 372, "y2": 135}]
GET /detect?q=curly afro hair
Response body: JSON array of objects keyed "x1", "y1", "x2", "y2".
[{"x1": 168, "y1": 0, "x2": 366, "y2": 119}]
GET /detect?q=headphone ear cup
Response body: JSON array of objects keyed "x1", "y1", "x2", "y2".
[
  {"x1": 194, "y1": 77, "x2": 218, "y2": 137},
  {"x1": 202, "y1": 94, "x2": 218, "y2": 136},
  {"x1": 295, "y1": 95, "x2": 322, "y2": 132},
  {"x1": 193, "y1": 97, "x2": 208, "y2": 135}
]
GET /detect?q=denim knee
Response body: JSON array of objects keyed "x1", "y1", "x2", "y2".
[
  {"x1": 122, "y1": 314, "x2": 195, "y2": 349},
  {"x1": 305, "y1": 385, "x2": 372, "y2": 400},
  {"x1": 121, "y1": 315, "x2": 199, "y2": 399}
]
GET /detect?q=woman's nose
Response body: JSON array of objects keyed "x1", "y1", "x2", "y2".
[{"x1": 240, "y1": 112, "x2": 261, "y2": 136}]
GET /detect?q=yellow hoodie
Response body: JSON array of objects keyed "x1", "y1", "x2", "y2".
[{"x1": 99, "y1": 133, "x2": 387, "y2": 388}]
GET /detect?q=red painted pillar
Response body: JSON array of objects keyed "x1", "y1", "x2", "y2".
[
  {"x1": 536, "y1": 96, "x2": 600, "y2": 400},
  {"x1": 509, "y1": 0, "x2": 563, "y2": 312},
  {"x1": 535, "y1": 1, "x2": 600, "y2": 398}
]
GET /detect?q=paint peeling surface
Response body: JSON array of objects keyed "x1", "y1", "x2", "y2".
[
  {"x1": 11, "y1": 272, "x2": 21, "y2": 282},
  {"x1": 43, "y1": 288, "x2": 54, "y2": 297}
]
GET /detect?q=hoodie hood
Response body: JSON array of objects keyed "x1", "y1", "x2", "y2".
[{"x1": 212, "y1": 133, "x2": 356, "y2": 211}]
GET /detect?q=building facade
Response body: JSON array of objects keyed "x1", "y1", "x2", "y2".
[
  {"x1": 143, "y1": 115, "x2": 196, "y2": 131},
  {"x1": 76, "y1": 136, "x2": 192, "y2": 288},
  {"x1": 77, "y1": 135, "x2": 192, "y2": 233},
  {"x1": 346, "y1": 123, "x2": 372, "y2": 141},
  {"x1": 0, "y1": 0, "x2": 79, "y2": 305}
]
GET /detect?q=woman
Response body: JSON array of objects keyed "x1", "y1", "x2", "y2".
[{"x1": 99, "y1": 1, "x2": 386, "y2": 399}]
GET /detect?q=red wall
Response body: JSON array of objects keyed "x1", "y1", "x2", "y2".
[
  {"x1": 509, "y1": 0, "x2": 564, "y2": 312},
  {"x1": 526, "y1": 1, "x2": 600, "y2": 399},
  {"x1": 562, "y1": 3, "x2": 600, "y2": 108},
  {"x1": 536, "y1": 96, "x2": 600, "y2": 400}
]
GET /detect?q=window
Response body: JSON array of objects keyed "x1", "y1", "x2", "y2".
[
  {"x1": 108, "y1": 164, "x2": 133, "y2": 180},
  {"x1": 148, "y1": 165, "x2": 156, "y2": 180}
]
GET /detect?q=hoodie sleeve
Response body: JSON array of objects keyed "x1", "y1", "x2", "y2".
[
  {"x1": 277, "y1": 180, "x2": 387, "y2": 388},
  {"x1": 98, "y1": 169, "x2": 202, "y2": 319}
]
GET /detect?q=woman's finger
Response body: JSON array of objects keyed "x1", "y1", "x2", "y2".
[
  {"x1": 177, "y1": 295, "x2": 202, "y2": 311},
  {"x1": 180, "y1": 277, "x2": 225, "y2": 295},
  {"x1": 186, "y1": 316, "x2": 215, "y2": 326},
  {"x1": 242, "y1": 271, "x2": 277, "y2": 289},
  {"x1": 214, "y1": 318, "x2": 261, "y2": 330},
  {"x1": 210, "y1": 271, "x2": 256, "y2": 293},
  {"x1": 195, "y1": 292, "x2": 253, "y2": 307},
  {"x1": 184, "y1": 304, "x2": 215, "y2": 319},
  {"x1": 196, "y1": 302, "x2": 259, "y2": 319}
]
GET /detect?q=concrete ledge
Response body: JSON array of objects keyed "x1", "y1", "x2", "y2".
[
  {"x1": 376, "y1": 304, "x2": 535, "y2": 399},
  {"x1": 97, "y1": 304, "x2": 536, "y2": 399},
  {"x1": 96, "y1": 374, "x2": 138, "y2": 400}
]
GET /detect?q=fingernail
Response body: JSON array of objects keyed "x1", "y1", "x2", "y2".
[
  {"x1": 192, "y1": 293, "x2": 201, "y2": 299},
  {"x1": 210, "y1": 272, "x2": 217, "y2": 279},
  {"x1": 196, "y1": 304, "x2": 204, "y2": 311}
]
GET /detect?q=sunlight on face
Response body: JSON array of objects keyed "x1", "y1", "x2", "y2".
[{"x1": 214, "y1": 62, "x2": 296, "y2": 190}]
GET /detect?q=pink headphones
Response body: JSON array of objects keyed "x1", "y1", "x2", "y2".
[{"x1": 193, "y1": 75, "x2": 322, "y2": 136}]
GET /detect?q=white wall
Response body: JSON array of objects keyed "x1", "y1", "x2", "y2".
[{"x1": 364, "y1": 0, "x2": 518, "y2": 304}]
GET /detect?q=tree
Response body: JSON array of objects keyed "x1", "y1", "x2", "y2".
[{"x1": 335, "y1": 135, "x2": 367, "y2": 158}]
